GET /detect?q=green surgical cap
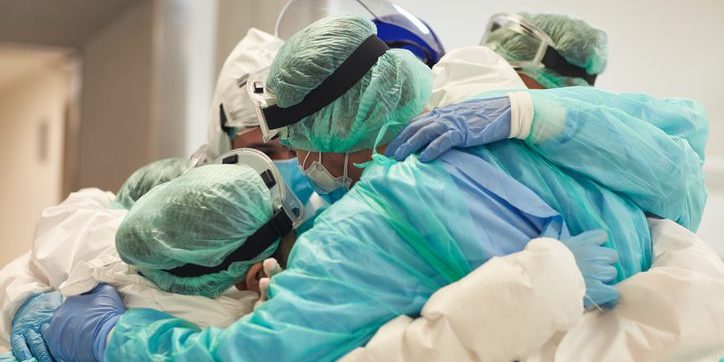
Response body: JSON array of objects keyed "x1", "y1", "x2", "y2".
[
  {"x1": 116, "y1": 164, "x2": 278, "y2": 299},
  {"x1": 270, "y1": 15, "x2": 432, "y2": 153},
  {"x1": 115, "y1": 158, "x2": 188, "y2": 209},
  {"x1": 489, "y1": 13, "x2": 607, "y2": 88}
]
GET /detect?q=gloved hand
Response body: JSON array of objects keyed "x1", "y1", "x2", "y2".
[
  {"x1": 385, "y1": 96, "x2": 512, "y2": 162},
  {"x1": 254, "y1": 258, "x2": 284, "y2": 310},
  {"x1": 44, "y1": 284, "x2": 125, "y2": 362},
  {"x1": 562, "y1": 230, "x2": 620, "y2": 310},
  {"x1": 10, "y1": 290, "x2": 63, "y2": 362}
]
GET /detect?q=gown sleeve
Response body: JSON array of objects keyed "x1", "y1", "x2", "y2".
[{"x1": 516, "y1": 86, "x2": 707, "y2": 230}]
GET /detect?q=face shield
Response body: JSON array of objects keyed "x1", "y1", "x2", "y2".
[
  {"x1": 481, "y1": 13, "x2": 596, "y2": 85},
  {"x1": 275, "y1": 0, "x2": 444, "y2": 67}
]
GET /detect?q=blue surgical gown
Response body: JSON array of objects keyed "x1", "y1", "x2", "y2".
[
  {"x1": 519, "y1": 87, "x2": 706, "y2": 230},
  {"x1": 108, "y1": 153, "x2": 569, "y2": 361},
  {"x1": 105, "y1": 89, "x2": 707, "y2": 361}
]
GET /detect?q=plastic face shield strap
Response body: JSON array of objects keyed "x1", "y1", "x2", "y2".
[
  {"x1": 481, "y1": 13, "x2": 596, "y2": 85},
  {"x1": 247, "y1": 35, "x2": 389, "y2": 142},
  {"x1": 163, "y1": 148, "x2": 304, "y2": 278}
]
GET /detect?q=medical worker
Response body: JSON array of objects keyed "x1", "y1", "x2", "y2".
[
  {"x1": 481, "y1": 12, "x2": 606, "y2": 89},
  {"x1": 191, "y1": 26, "x2": 324, "y2": 226},
  {"x1": 199, "y1": 1, "x2": 447, "y2": 218},
  {"x1": 114, "y1": 151, "x2": 303, "y2": 299},
  {"x1": 44, "y1": 15, "x2": 706, "y2": 361},
  {"x1": 386, "y1": 14, "x2": 706, "y2": 231},
  {"x1": 4, "y1": 152, "x2": 306, "y2": 362}
]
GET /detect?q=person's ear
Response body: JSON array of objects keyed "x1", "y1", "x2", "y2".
[{"x1": 236, "y1": 263, "x2": 263, "y2": 293}]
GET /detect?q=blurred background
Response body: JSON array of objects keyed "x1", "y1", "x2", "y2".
[{"x1": 0, "y1": 0, "x2": 722, "y2": 267}]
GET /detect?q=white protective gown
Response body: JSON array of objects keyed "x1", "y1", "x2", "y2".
[
  {"x1": 343, "y1": 218, "x2": 724, "y2": 362},
  {"x1": 0, "y1": 189, "x2": 257, "y2": 350}
]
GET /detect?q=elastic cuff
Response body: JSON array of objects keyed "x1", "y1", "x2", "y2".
[{"x1": 507, "y1": 92, "x2": 534, "y2": 140}]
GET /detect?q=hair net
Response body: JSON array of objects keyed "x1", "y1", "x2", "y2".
[
  {"x1": 269, "y1": 15, "x2": 432, "y2": 153},
  {"x1": 115, "y1": 164, "x2": 278, "y2": 299},
  {"x1": 115, "y1": 158, "x2": 187, "y2": 209},
  {"x1": 488, "y1": 13, "x2": 607, "y2": 88}
]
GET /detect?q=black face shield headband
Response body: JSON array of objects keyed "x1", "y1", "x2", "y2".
[{"x1": 257, "y1": 35, "x2": 390, "y2": 131}]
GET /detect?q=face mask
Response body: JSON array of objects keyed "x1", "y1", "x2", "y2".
[
  {"x1": 300, "y1": 152, "x2": 351, "y2": 204},
  {"x1": 273, "y1": 158, "x2": 314, "y2": 204}
]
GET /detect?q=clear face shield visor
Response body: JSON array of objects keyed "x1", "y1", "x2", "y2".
[
  {"x1": 215, "y1": 147, "x2": 304, "y2": 227},
  {"x1": 275, "y1": 0, "x2": 432, "y2": 40},
  {"x1": 480, "y1": 13, "x2": 556, "y2": 70},
  {"x1": 275, "y1": 0, "x2": 442, "y2": 66}
]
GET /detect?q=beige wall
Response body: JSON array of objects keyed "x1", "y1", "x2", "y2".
[
  {"x1": 0, "y1": 61, "x2": 69, "y2": 266},
  {"x1": 76, "y1": 0, "x2": 154, "y2": 192}
]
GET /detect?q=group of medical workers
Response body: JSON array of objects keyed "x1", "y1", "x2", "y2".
[{"x1": 1, "y1": 0, "x2": 721, "y2": 361}]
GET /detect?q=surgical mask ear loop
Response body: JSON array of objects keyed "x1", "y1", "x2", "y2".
[{"x1": 301, "y1": 151, "x2": 313, "y2": 171}]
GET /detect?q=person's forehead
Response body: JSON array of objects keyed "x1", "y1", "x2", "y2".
[{"x1": 232, "y1": 127, "x2": 296, "y2": 160}]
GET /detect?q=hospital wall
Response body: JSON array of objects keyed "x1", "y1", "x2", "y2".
[
  {"x1": 76, "y1": 0, "x2": 218, "y2": 193},
  {"x1": 75, "y1": 0, "x2": 155, "y2": 193},
  {"x1": 0, "y1": 60, "x2": 69, "y2": 267}
]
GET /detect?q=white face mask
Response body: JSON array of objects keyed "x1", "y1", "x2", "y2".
[{"x1": 300, "y1": 152, "x2": 351, "y2": 195}]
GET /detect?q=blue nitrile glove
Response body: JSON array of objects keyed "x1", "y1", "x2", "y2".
[
  {"x1": 386, "y1": 96, "x2": 512, "y2": 162},
  {"x1": 11, "y1": 291, "x2": 63, "y2": 362},
  {"x1": 563, "y1": 230, "x2": 620, "y2": 310},
  {"x1": 44, "y1": 284, "x2": 125, "y2": 362}
]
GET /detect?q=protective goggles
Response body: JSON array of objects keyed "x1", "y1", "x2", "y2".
[
  {"x1": 164, "y1": 148, "x2": 304, "y2": 278},
  {"x1": 247, "y1": 34, "x2": 389, "y2": 142},
  {"x1": 481, "y1": 13, "x2": 596, "y2": 85}
]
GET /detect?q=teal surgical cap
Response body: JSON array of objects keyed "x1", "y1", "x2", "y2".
[
  {"x1": 489, "y1": 13, "x2": 607, "y2": 88},
  {"x1": 269, "y1": 15, "x2": 432, "y2": 153},
  {"x1": 115, "y1": 158, "x2": 187, "y2": 209},
  {"x1": 116, "y1": 164, "x2": 278, "y2": 298}
]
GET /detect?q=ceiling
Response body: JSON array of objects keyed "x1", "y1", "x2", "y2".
[{"x1": 0, "y1": 0, "x2": 143, "y2": 47}]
